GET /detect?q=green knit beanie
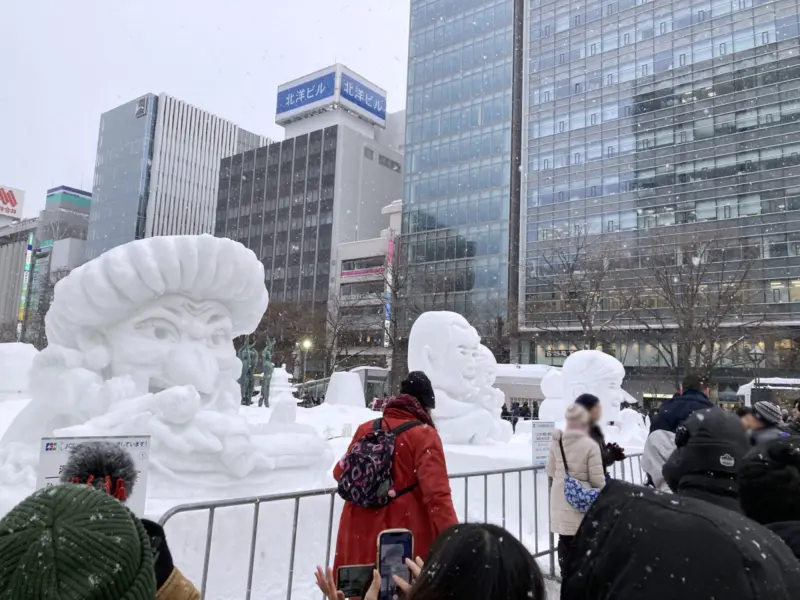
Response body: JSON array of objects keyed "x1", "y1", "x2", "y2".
[{"x1": 0, "y1": 484, "x2": 157, "y2": 600}]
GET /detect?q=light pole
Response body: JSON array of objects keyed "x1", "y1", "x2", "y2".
[{"x1": 301, "y1": 338, "x2": 313, "y2": 382}]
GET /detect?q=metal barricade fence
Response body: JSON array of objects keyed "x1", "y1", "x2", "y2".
[{"x1": 159, "y1": 453, "x2": 644, "y2": 600}]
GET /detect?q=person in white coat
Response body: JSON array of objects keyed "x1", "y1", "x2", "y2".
[{"x1": 547, "y1": 404, "x2": 606, "y2": 578}]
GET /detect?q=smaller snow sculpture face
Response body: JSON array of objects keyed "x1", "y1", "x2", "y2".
[
  {"x1": 474, "y1": 344, "x2": 498, "y2": 389},
  {"x1": 408, "y1": 312, "x2": 480, "y2": 399},
  {"x1": 561, "y1": 350, "x2": 625, "y2": 422},
  {"x1": 103, "y1": 295, "x2": 239, "y2": 404}
]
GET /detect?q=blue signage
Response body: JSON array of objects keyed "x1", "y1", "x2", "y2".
[
  {"x1": 276, "y1": 72, "x2": 336, "y2": 115},
  {"x1": 340, "y1": 73, "x2": 387, "y2": 122}
]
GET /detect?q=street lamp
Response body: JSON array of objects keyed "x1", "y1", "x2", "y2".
[{"x1": 301, "y1": 338, "x2": 313, "y2": 382}]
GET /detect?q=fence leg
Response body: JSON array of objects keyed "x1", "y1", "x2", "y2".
[
  {"x1": 245, "y1": 502, "x2": 260, "y2": 600},
  {"x1": 286, "y1": 498, "x2": 300, "y2": 600},
  {"x1": 518, "y1": 471, "x2": 523, "y2": 541},
  {"x1": 200, "y1": 508, "x2": 216, "y2": 600},
  {"x1": 533, "y1": 471, "x2": 539, "y2": 553},
  {"x1": 324, "y1": 493, "x2": 335, "y2": 569},
  {"x1": 464, "y1": 477, "x2": 469, "y2": 523},
  {"x1": 483, "y1": 474, "x2": 488, "y2": 523},
  {"x1": 621, "y1": 458, "x2": 627, "y2": 482},
  {"x1": 501, "y1": 473, "x2": 507, "y2": 530}
]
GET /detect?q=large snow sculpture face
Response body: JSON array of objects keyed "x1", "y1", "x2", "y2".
[
  {"x1": 561, "y1": 350, "x2": 626, "y2": 422},
  {"x1": 408, "y1": 311, "x2": 481, "y2": 399},
  {"x1": 103, "y1": 295, "x2": 239, "y2": 403}
]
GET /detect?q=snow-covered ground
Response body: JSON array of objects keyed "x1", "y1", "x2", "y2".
[{"x1": 0, "y1": 396, "x2": 642, "y2": 599}]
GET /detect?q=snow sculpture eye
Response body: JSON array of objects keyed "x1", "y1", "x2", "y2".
[{"x1": 138, "y1": 318, "x2": 179, "y2": 342}]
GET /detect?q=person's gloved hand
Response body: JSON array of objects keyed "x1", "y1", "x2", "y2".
[
  {"x1": 141, "y1": 519, "x2": 174, "y2": 589},
  {"x1": 606, "y1": 442, "x2": 626, "y2": 462}
]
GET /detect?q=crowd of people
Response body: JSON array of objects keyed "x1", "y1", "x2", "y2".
[
  {"x1": 321, "y1": 370, "x2": 800, "y2": 599},
  {"x1": 3, "y1": 369, "x2": 800, "y2": 599}
]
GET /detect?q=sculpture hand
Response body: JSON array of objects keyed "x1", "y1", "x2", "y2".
[{"x1": 152, "y1": 385, "x2": 201, "y2": 425}]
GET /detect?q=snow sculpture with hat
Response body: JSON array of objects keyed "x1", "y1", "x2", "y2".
[
  {"x1": 0, "y1": 234, "x2": 332, "y2": 491},
  {"x1": 407, "y1": 311, "x2": 509, "y2": 444}
]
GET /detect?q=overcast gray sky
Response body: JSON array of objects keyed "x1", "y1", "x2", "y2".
[{"x1": 0, "y1": 0, "x2": 410, "y2": 218}]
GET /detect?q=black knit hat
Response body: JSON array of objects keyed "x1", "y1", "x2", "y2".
[
  {"x1": 738, "y1": 436, "x2": 800, "y2": 525},
  {"x1": 400, "y1": 371, "x2": 435, "y2": 409}
]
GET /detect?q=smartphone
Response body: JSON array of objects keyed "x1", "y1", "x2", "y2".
[
  {"x1": 337, "y1": 564, "x2": 375, "y2": 599},
  {"x1": 377, "y1": 529, "x2": 414, "y2": 600}
]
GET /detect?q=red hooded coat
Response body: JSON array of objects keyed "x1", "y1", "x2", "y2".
[{"x1": 332, "y1": 395, "x2": 458, "y2": 575}]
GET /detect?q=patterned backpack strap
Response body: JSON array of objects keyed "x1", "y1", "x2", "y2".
[{"x1": 558, "y1": 439, "x2": 570, "y2": 474}]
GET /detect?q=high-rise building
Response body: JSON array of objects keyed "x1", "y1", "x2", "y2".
[
  {"x1": 21, "y1": 186, "x2": 92, "y2": 346},
  {"x1": 520, "y1": 0, "x2": 800, "y2": 397},
  {"x1": 86, "y1": 94, "x2": 267, "y2": 260},
  {"x1": 405, "y1": 0, "x2": 800, "y2": 396},
  {"x1": 402, "y1": 0, "x2": 517, "y2": 325},
  {"x1": 215, "y1": 65, "x2": 404, "y2": 377},
  {"x1": 0, "y1": 218, "x2": 37, "y2": 339},
  {"x1": 215, "y1": 65, "x2": 404, "y2": 305}
]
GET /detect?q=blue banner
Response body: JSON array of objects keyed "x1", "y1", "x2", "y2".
[
  {"x1": 277, "y1": 72, "x2": 336, "y2": 115},
  {"x1": 340, "y1": 73, "x2": 387, "y2": 122}
]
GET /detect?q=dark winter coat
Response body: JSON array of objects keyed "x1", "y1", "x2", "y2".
[
  {"x1": 562, "y1": 480, "x2": 800, "y2": 600},
  {"x1": 650, "y1": 388, "x2": 714, "y2": 434},
  {"x1": 141, "y1": 520, "x2": 200, "y2": 600},
  {"x1": 589, "y1": 424, "x2": 615, "y2": 469},
  {"x1": 768, "y1": 522, "x2": 800, "y2": 561},
  {"x1": 751, "y1": 425, "x2": 789, "y2": 447},
  {"x1": 661, "y1": 407, "x2": 750, "y2": 513},
  {"x1": 332, "y1": 395, "x2": 458, "y2": 577}
]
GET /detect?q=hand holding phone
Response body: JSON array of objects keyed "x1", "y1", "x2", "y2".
[{"x1": 377, "y1": 529, "x2": 414, "y2": 600}]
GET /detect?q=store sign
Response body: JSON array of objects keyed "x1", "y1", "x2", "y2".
[
  {"x1": 341, "y1": 267, "x2": 384, "y2": 278},
  {"x1": 16, "y1": 232, "x2": 34, "y2": 337},
  {"x1": 0, "y1": 185, "x2": 25, "y2": 219},
  {"x1": 340, "y1": 72, "x2": 387, "y2": 126},
  {"x1": 276, "y1": 71, "x2": 336, "y2": 119},
  {"x1": 545, "y1": 349, "x2": 574, "y2": 358}
]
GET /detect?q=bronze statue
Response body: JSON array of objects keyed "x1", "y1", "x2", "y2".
[
  {"x1": 259, "y1": 338, "x2": 276, "y2": 408},
  {"x1": 238, "y1": 336, "x2": 257, "y2": 405}
]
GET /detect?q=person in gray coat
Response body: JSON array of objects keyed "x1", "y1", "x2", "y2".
[{"x1": 741, "y1": 401, "x2": 789, "y2": 447}]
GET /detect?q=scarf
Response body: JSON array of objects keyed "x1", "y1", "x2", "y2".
[{"x1": 384, "y1": 393, "x2": 436, "y2": 428}]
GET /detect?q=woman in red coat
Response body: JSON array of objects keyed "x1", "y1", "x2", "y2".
[{"x1": 333, "y1": 372, "x2": 458, "y2": 577}]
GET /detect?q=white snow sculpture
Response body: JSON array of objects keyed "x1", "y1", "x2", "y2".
[
  {"x1": 0, "y1": 343, "x2": 38, "y2": 397},
  {"x1": 0, "y1": 234, "x2": 332, "y2": 486},
  {"x1": 407, "y1": 311, "x2": 506, "y2": 444},
  {"x1": 537, "y1": 369, "x2": 567, "y2": 423},
  {"x1": 538, "y1": 350, "x2": 626, "y2": 427},
  {"x1": 268, "y1": 367, "x2": 300, "y2": 424},
  {"x1": 616, "y1": 407, "x2": 648, "y2": 449},
  {"x1": 324, "y1": 372, "x2": 366, "y2": 408},
  {"x1": 472, "y1": 345, "x2": 512, "y2": 442}
]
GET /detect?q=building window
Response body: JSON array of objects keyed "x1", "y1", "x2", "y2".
[
  {"x1": 379, "y1": 155, "x2": 402, "y2": 173},
  {"x1": 660, "y1": 22, "x2": 667, "y2": 34},
  {"x1": 364, "y1": 147, "x2": 374, "y2": 160},
  {"x1": 679, "y1": 53, "x2": 686, "y2": 66}
]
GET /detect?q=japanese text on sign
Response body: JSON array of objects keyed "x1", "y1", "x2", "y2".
[
  {"x1": 340, "y1": 73, "x2": 387, "y2": 122},
  {"x1": 276, "y1": 72, "x2": 336, "y2": 115}
]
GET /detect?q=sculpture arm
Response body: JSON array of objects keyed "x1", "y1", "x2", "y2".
[{"x1": 415, "y1": 430, "x2": 458, "y2": 535}]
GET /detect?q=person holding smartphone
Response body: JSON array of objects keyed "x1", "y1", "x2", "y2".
[{"x1": 332, "y1": 372, "x2": 458, "y2": 583}]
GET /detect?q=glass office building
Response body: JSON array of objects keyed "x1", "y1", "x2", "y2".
[
  {"x1": 523, "y1": 0, "x2": 800, "y2": 363},
  {"x1": 87, "y1": 95, "x2": 158, "y2": 260},
  {"x1": 215, "y1": 127, "x2": 339, "y2": 304},
  {"x1": 403, "y1": 0, "x2": 515, "y2": 318}
]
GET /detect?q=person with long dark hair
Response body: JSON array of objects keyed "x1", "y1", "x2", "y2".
[{"x1": 317, "y1": 523, "x2": 546, "y2": 600}]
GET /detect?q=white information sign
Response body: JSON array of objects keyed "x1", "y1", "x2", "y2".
[
  {"x1": 37, "y1": 435, "x2": 151, "y2": 516},
  {"x1": 531, "y1": 421, "x2": 555, "y2": 468}
]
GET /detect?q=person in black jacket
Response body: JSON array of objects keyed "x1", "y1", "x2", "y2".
[
  {"x1": 574, "y1": 393, "x2": 625, "y2": 473},
  {"x1": 662, "y1": 407, "x2": 750, "y2": 513},
  {"x1": 738, "y1": 436, "x2": 800, "y2": 561},
  {"x1": 643, "y1": 374, "x2": 714, "y2": 490},
  {"x1": 561, "y1": 480, "x2": 800, "y2": 599}
]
